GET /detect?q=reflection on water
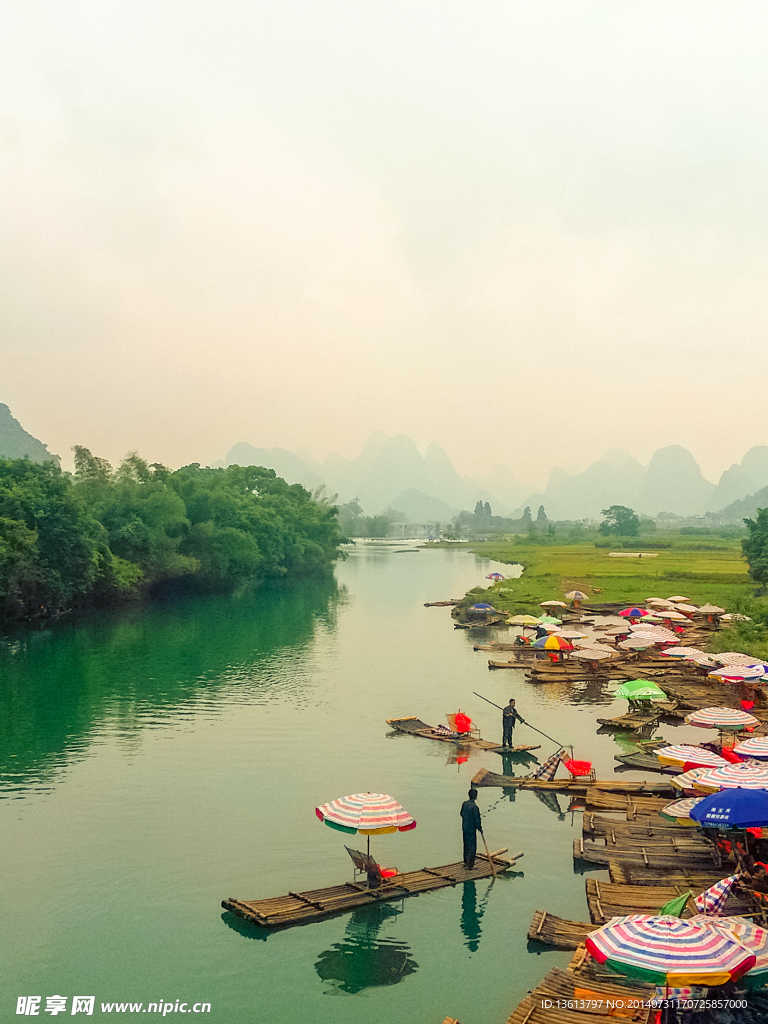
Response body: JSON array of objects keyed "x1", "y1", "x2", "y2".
[
  {"x1": 460, "y1": 881, "x2": 485, "y2": 953},
  {"x1": 0, "y1": 574, "x2": 341, "y2": 796},
  {"x1": 533, "y1": 789, "x2": 565, "y2": 819},
  {"x1": 315, "y1": 905, "x2": 418, "y2": 994}
]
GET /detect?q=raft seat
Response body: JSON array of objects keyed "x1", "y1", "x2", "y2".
[
  {"x1": 345, "y1": 847, "x2": 398, "y2": 886},
  {"x1": 563, "y1": 758, "x2": 596, "y2": 783}
]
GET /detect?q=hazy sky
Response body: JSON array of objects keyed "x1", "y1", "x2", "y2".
[{"x1": 2, "y1": 1, "x2": 768, "y2": 488}]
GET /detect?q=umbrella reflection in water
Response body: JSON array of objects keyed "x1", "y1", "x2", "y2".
[{"x1": 314, "y1": 904, "x2": 418, "y2": 994}]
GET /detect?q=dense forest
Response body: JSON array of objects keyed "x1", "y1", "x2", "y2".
[{"x1": 0, "y1": 448, "x2": 345, "y2": 623}]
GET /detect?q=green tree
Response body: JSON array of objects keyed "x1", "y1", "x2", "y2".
[
  {"x1": 743, "y1": 508, "x2": 768, "y2": 592},
  {"x1": 600, "y1": 505, "x2": 640, "y2": 537},
  {"x1": 536, "y1": 505, "x2": 548, "y2": 524},
  {"x1": 521, "y1": 507, "x2": 532, "y2": 527}
]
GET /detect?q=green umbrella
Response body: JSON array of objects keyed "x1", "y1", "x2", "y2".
[
  {"x1": 537, "y1": 615, "x2": 563, "y2": 625},
  {"x1": 613, "y1": 679, "x2": 668, "y2": 701},
  {"x1": 657, "y1": 891, "x2": 694, "y2": 917}
]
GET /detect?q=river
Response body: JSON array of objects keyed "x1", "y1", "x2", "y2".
[{"x1": 1, "y1": 543, "x2": 664, "y2": 1023}]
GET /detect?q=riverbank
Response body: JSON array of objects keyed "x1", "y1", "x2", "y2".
[{"x1": 460, "y1": 539, "x2": 754, "y2": 610}]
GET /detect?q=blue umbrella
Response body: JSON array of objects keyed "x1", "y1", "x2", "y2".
[
  {"x1": 469, "y1": 603, "x2": 495, "y2": 611},
  {"x1": 690, "y1": 788, "x2": 768, "y2": 829}
]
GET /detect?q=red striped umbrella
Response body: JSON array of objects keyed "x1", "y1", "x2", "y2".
[
  {"x1": 686, "y1": 707, "x2": 759, "y2": 730},
  {"x1": 671, "y1": 766, "x2": 711, "y2": 792},
  {"x1": 585, "y1": 915, "x2": 755, "y2": 986},
  {"x1": 734, "y1": 737, "x2": 768, "y2": 759},
  {"x1": 691, "y1": 916, "x2": 768, "y2": 982},
  {"x1": 655, "y1": 745, "x2": 728, "y2": 768},
  {"x1": 316, "y1": 793, "x2": 416, "y2": 860},
  {"x1": 693, "y1": 762, "x2": 768, "y2": 792}
]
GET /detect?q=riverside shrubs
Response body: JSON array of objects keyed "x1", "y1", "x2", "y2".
[{"x1": 0, "y1": 450, "x2": 344, "y2": 622}]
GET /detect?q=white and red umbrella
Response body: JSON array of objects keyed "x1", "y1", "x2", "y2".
[
  {"x1": 585, "y1": 915, "x2": 755, "y2": 987},
  {"x1": 733, "y1": 737, "x2": 768, "y2": 760},
  {"x1": 693, "y1": 762, "x2": 768, "y2": 793},
  {"x1": 316, "y1": 792, "x2": 416, "y2": 856},
  {"x1": 686, "y1": 707, "x2": 759, "y2": 730}
]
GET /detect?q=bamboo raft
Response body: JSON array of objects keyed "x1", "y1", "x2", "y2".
[
  {"x1": 222, "y1": 850, "x2": 519, "y2": 930},
  {"x1": 583, "y1": 789, "x2": 669, "y2": 817},
  {"x1": 527, "y1": 911, "x2": 597, "y2": 950},
  {"x1": 505, "y1": 967, "x2": 654, "y2": 1024},
  {"x1": 386, "y1": 717, "x2": 539, "y2": 754},
  {"x1": 574, "y1": 836, "x2": 719, "y2": 869},
  {"x1": 424, "y1": 600, "x2": 460, "y2": 607},
  {"x1": 582, "y1": 812, "x2": 692, "y2": 842},
  {"x1": 595, "y1": 711, "x2": 660, "y2": 732},
  {"x1": 608, "y1": 862, "x2": 728, "y2": 888},
  {"x1": 583, "y1": 877, "x2": 726, "y2": 925},
  {"x1": 613, "y1": 752, "x2": 680, "y2": 774},
  {"x1": 472, "y1": 768, "x2": 675, "y2": 796}
]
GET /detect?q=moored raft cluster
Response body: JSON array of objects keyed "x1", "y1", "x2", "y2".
[{"x1": 454, "y1": 592, "x2": 768, "y2": 1022}]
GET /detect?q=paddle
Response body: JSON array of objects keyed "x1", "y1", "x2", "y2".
[
  {"x1": 480, "y1": 832, "x2": 497, "y2": 879},
  {"x1": 472, "y1": 691, "x2": 566, "y2": 748}
]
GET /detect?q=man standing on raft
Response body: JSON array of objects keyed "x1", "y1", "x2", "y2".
[
  {"x1": 502, "y1": 698, "x2": 525, "y2": 748},
  {"x1": 460, "y1": 788, "x2": 483, "y2": 869}
]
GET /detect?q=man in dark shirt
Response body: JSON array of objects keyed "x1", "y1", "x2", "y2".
[
  {"x1": 460, "y1": 788, "x2": 483, "y2": 869},
  {"x1": 502, "y1": 698, "x2": 525, "y2": 748}
]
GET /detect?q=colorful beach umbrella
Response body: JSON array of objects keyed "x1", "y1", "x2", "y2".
[
  {"x1": 655, "y1": 745, "x2": 728, "y2": 768},
  {"x1": 690, "y1": 787, "x2": 768, "y2": 828},
  {"x1": 690, "y1": 916, "x2": 768, "y2": 983},
  {"x1": 694, "y1": 877, "x2": 744, "y2": 915},
  {"x1": 619, "y1": 637, "x2": 656, "y2": 650},
  {"x1": 613, "y1": 679, "x2": 668, "y2": 701},
  {"x1": 485, "y1": 573, "x2": 504, "y2": 581},
  {"x1": 660, "y1": 647, "x2": 704, "y2": 659},
  {"x1": 734, "y1": 737, "x2": 768, "y2": 760},
  {"x1": 631, "y1": 626, "x2": 678, "y2": 640},
  {"x1": 715, "y1": 652, "x2": 757, "y2": 665},
  {"x1": 686, "y1": 707, "x2": 759, "y2": 731},
  {"x1": 659, "y1": 796, "x2": 706, "y2": 825},
  {"x1": 710, "y1": 667, "x2": 766, "y2": 683},
  {"x1": 540, "y1": 600, "x2": 568, "y2": 608},
  {"x1": 468, "y1": 603, "x2": 495, "y2": 612},
  {"x1": 585, "y1": 915, "x2": 756, "y2": 986},
  {"x1": 693, "y1": 762, "x2": 768, "y2": 793},
  {"x1": 671, "y1": 766, "x2": 712, "y2": 792},
  {"x1": 316, "y1": 792, "x2": 416, "y2": 856},
  {"x1": 564, "y1": 590, "x2": 588, "y2": 601},
  {"x1": 531, "y1": 635, "x2": 574, "y2": 650},
  {"x1": 619, "y1": 607, "x2": 651, "y2": 618},
  {"x1": 507, "y1": 615, "x2": 539, "y2": 627}
]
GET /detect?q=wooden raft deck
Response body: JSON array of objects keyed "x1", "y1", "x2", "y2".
[
  {"x1": 386, "y1": 717, "x2": 539, "y2": 754},
  {"x1": 222, "y1": 851, "x2": 516, "y2": 929},
  {"x1": 505, "y1": 967, "x2": 654, "y2": 1024},
  {"x1": 574, "y1": 835, "x2": 719, "y2": 868},
  {"x1": 472, "y1": 768, "x2": 675, "y2": 796},
  {"x1": 584, "y1": 878, "x2": 700, "y2": 924},
  {"x1": 528, "y1": 911, "x2": 597, "y2": 950}
]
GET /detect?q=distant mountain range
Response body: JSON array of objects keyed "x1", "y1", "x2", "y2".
[
  {"x1": 224, "y1": 434, "x2": 768, "y2": 524},
  {"x1": 3, "y1": 400, "x2": 767, "y2": 526},
  {"x1": 224, "y1": 433, "x2": 524, "y2": 522},
  {"x1": 0, "y1": 404, "x2": 59, "y2": 465},
  {"x1": 514, "y1": 445, "x2": 768, "y2": 520}
]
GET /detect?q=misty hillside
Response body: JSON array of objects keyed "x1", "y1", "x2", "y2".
[
  {"x1": 226, "y1": 432, "x2": 512, "y2": 516},
  {"x1": 0, "y1": 404, "x2": 59, "y2": 465},
  {"x1": 224, "y1": 432, "x2": 768, "y2": 523},
  {"x1": 516, "y1": 444, "x2": 768, "y2": 520}
]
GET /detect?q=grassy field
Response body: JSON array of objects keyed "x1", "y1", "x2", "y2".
[{"x1": 464, "y1": 539, "x2": 756, "y2": 614}]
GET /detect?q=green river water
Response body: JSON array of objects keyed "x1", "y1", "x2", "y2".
[{"x1": 1, "y1": 544, "x2": 675, "y2": 1023}]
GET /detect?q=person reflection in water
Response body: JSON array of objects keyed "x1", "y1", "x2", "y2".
[{"x1": 460, "y1": 881, "x2": 483, "y2": 953}]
